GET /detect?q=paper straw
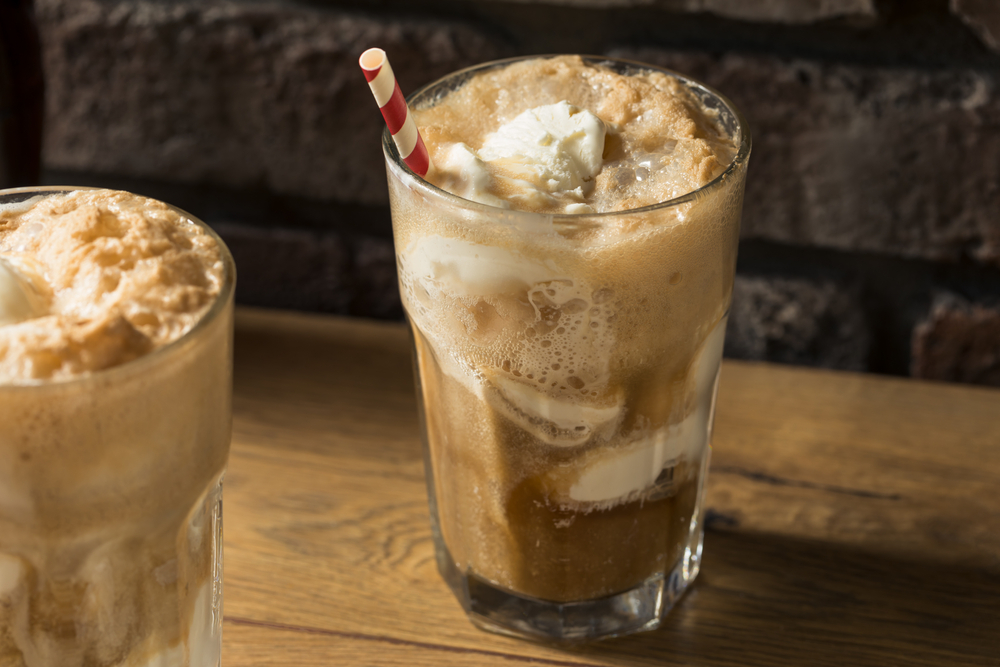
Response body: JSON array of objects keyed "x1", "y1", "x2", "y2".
[{"x1": 360, "y1": 48, "x2": 432, "y2": 177}]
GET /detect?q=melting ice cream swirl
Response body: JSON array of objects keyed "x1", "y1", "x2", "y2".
[{"x1": 434, "y1": 101, "x2": 608, "y2": 214}]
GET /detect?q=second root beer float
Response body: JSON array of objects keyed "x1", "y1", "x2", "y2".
[
  {"x1": 0, "y1": 188, "x2": 234, "y2": 666},
  {"x1": 366, "y1": 53, "x2": 750, "y2": 642}
]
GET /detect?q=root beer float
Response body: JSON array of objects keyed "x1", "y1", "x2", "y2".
[
  {"x1": 0, "y1": 188, "x2": 234, "y2": 666},
  {"x1": 370, "y1": 53, "x2": 750, "y2": 642}
]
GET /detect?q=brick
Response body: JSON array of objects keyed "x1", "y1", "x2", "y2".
[
  {"x1": 911, "y1": 292, "x2": 1000, "y2": 386},
  {"x1": 349, "y1": 235, "x2": 403, "y2": 319},
  {"x1": 724, "y1": 274, "x2": 870, "y2": 371},
  {"x1": 615, "y1": 48, "x2": 1000, "y2": 264},
  {"x1": 697, "y1": 0, "x2": 876, "y2": 23},
  {"x1": 35, "y1": 0, "x2": 506, "y2": 205},
  {"x1": 453, "y1": 0, "x2": 877, "y2": 23},
  {"x1": 211, "y1": 222, "x2": 353, "y2": 313},
  {"x1": 951, "y1": 0, "x2": 1000, "y2": 52},
  {"x1": 211, "y1": 221, "x2": 402, "y2": 319}
]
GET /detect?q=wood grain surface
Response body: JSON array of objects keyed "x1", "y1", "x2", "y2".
[{"x1": 222, "y1": 308, "x2": 1000, "y2": 666}]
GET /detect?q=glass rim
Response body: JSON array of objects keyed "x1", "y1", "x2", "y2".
[
  {"x1": 382, "y1": 53, "x2": 752, "y2": 221},
  {"x1": 0, "y1": 185, "x2": 236, "y2": 390}
]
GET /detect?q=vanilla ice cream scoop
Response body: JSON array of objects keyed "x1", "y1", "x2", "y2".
[
  {"x1": 0, "y1": 256, "x2": 48, "y2": 326},
  {"x1": 481, "y1": 101, "x2": 606, "y2": 189},
  {"x1": 434, "y1": 101, "x2": 608, "y2": 214}
]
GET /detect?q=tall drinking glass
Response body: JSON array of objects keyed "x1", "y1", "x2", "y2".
[
  {"x1": 0, "y1": 187, "x2": 235, "y2": 666},
  {"x1": 385, "y1": 57, "x2": 750, "y2": 642}
]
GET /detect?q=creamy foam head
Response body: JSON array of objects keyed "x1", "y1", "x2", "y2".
[
  {"x1": 414, "y1": 55, "x2": 737, "y2": 214},
  {"x1": 0, "y1": 189, "x2": 224, "y2": 382}
]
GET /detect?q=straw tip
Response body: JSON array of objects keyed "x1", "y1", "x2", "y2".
[{"x1": 359, "y1": 48, "x2": 386, "y2": 71}]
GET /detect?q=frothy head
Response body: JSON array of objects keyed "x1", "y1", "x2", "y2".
[
  {"x1": 413, "y1": 55, "x2": 740, "y2": 215},
  {"x1": 0, "y1": 189, "x2": 227, "y2": 383}
]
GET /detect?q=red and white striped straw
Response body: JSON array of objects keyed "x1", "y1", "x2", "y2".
[{"x1": 359, "y1": 48, "x2": 432, "y2": 178}]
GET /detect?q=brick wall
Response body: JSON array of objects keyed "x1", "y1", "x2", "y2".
[{"x1": 31, "y1": 0, "x2": 1000, "y2": 385}]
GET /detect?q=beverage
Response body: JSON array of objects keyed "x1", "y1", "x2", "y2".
[
  {"x1": 0, "y1": 188, "x2": 235, "y2": 666},
  {"x1": 384, "y1": 55, "x2": 750, "y2": 642}
]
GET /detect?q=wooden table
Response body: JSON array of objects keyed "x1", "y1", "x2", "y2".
[{"x1": 222, "y1": 308, "x2": 1000, "y2": 666}]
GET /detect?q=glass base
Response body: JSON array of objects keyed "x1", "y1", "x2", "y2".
[{"x1": 436, "y1": 526, "x2": 704, "y2": 644}]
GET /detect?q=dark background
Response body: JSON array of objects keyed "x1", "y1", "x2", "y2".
[{"x1": 8, "y1": 0, "x2": 1000, "y2": 385}]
